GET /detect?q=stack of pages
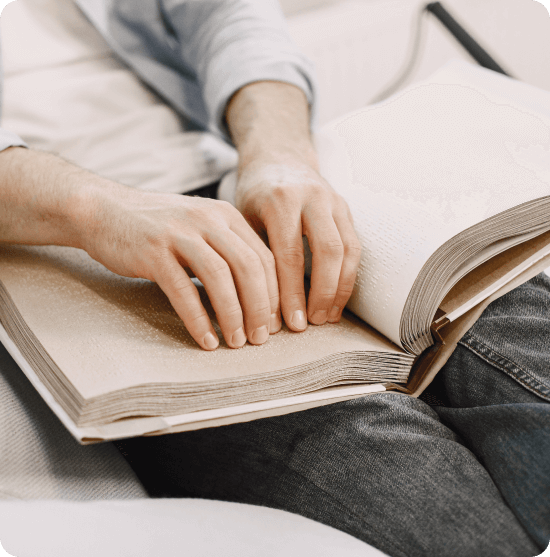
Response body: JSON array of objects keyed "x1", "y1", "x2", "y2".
[{"x1": 1, "y1": 60, "x2": 550, "y2": 443}]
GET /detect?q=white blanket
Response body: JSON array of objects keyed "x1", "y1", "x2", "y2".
[{"x1": 0, "y1": 0, "x2": 237, "y2": 193}]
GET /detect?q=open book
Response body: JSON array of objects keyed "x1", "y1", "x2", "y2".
[{"x1": 1, "y1": 61, "x2": 550, "y2": 444}]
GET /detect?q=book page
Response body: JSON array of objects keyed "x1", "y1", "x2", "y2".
[
  {"x1": 0, "y1": 244, "x2": 406, "y2": 400},
  {"x1": 315, "y1": 61, "x2": 550, "y2": 346},
  {"x1": 438, "y1": 231, "x2": 550, "y2": 320}
]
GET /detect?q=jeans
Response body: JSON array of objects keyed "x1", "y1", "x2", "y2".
[{"x1": 117, "y1": 273, "x2": 550, "y2": 557}]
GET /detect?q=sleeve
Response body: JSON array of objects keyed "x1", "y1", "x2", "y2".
[
  {"x1": 159, "y1": 0, "x2": 317, "y2": 135},
  {"x1": 75, "y1": 0, "x2": 316, "y2": 139},
  {"x1": 0, "y1": 33, "x2": 27, "y2": 153}
]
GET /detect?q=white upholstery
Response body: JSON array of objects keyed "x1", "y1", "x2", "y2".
[
  {"x1": 0, "y1": 343, "x2": 147, "y2": 502},
  {"x1": 0, "y1": 499, "x2": 387, "y2": 557}
]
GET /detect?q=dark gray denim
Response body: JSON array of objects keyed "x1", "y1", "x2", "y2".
[{"x1": 119, "y1": 273, "x2": 550, "y2": 556}]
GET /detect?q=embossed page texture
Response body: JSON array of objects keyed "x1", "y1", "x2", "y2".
[
  {"x1": 316, "y1": 60, "x2": 550, "y2": 349},
  {"x1": 0, "y1": 245, "x2": 412, "y2": 426}
]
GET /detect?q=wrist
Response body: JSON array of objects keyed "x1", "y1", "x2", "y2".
[
  {"x1": 64, "y1": 172, "x2": 132, "y2": 257},
  {"x1": 0, "y1": 147, "x2": 119, "y2": 252},
  {"x1": 238, "y1": 141, "x2": 319, "y2": 174},
  {"x1": 226, "y1": 81, "x2": 319, "y2": 172}
]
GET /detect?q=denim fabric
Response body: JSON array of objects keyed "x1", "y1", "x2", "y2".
[
  {"x1": 118, "y1": 273, "x2": 550, "y2": 557},
  {"x1": 433, "y1": 273, "x2": 550, "y2": 550}
]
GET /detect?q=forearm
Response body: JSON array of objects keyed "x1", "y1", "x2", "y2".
[
  {"x1": 226, "y1": 81, "x2": 318, "y2": 171},
  {"x1": 0, "y1": 147, "x2": 117, "y2": 250}
]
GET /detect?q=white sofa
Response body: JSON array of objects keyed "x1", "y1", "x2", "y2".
[{"x1": 0, "y1": 0, "x2": 549, "y2": 555}]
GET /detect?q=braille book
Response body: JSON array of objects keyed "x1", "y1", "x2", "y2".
[{"x1": 1, "y1": 61, "x2": 550, "y2": 443}]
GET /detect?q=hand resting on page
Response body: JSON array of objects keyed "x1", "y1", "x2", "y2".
[{"x1": 0, "y1": 86, "x2": 361, "y2": 352}]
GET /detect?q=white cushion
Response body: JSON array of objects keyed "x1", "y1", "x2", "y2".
[
  {"x1": 0, "y1": 499, "x2": 387, "y2": 557},
  {"x1": 0, "y1": 343, "x2": 147, "y2": 501}
]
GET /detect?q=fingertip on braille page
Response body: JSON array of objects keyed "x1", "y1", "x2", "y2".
[
  {"x1": 290, "y1": 310, "x2": 307, "y2": 330},
  {"x1": 251, "y1": 325, "x2": 269, "y2": 345},
  {"x1": 328, "y1": 306, "x2": 341, "y2": 322},
  {"x1": 270, "y1": 312, "x2": 282, "y2": 334},
  {"x1": 230, "y1": 327, "x2": 247, "y2": 348},
  {"x1": 203, "y1": 331, "x2": 219, "y2": 350},
  {"x1": 310, "y1": 309, "x2": 327, "y2": 325}
]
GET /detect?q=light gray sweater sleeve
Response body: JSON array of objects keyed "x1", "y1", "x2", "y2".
[
  {"x1": 159, "y1": 0, "x2": 316, "y2": 135},
  {"x1": 75, "y1": 0, "x2": 316, "y2": 138}
]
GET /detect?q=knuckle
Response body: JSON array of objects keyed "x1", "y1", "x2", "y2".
[
  {"x1": 319, "y1": 239, "x2": 344, "y2": 259},
  {"x1": 259, "y1": 248, "x2": 276, "y2": 272},
  {"x1": 145, "y1": 226, "x2": 175, "y2": 251},
  {"x1": 167, "y1": 274, "x2": 193, "y2": 298},
  {"x1": 216, "y1": 199, "x2": 240, "y2": 219},
  {"x1": 276, "y1": 245, "x2": 305, "y2": 269},
  {"x1": 219, "y1": 302, "x2": 243, "y2": 321},
  {"x1": 283, "y1": 295, "x2": 306, "y2": 312},
  {"x1": 314, "y1": 289, "x2": 338, "y2": 304},
  {"x1": 238, "y1": 250, "x2": 263, "y2": 273},
  {"x1": 308, "y1": 182, "x2": 332, "y2": 200},
  {"x1": 184, "y1": 309, "x2": 209, "y2": 328},
  {"x1": 336, "y1": 282, "x2": 355, "y2": 298},
  {"x1": 147, "y1": 221, "x2": 194, "y2": 253},
  {"x1": 260, "y1": 188, "x2": 296, "y2": 221},
  {"x1": 248, "y1": 302, "x2": 272, "y2": 319},
  {"x1": 271, "y1": 184, "x2": 294, "y2": 204},
  {"x1": 231, "y1": 254, "x2": 265, "y2": 284},
  {"x1": 203, "y1": 258, "x2": 231, "y2": 280},
  {"x1": 269, "y1": 292, "x2": 280, "y2": 307},
  {"x1": 345, "y1": 239, "x2": 362, "y2": 260},
  {"x1": 192, "y1": 199, "x2": 233, "y2": 227}
]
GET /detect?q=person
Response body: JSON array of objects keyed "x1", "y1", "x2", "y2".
[
  {"x1": 0, "y1": 1, "x2": 548, "y2": 555},
  {"x1": 0, "y1": 0, "x2": 362, "y2": 352}
]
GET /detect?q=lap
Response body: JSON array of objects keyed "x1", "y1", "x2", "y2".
[
  {"x1": 117, "y1": 393, "x2": 539, "y2": 556},
  {"x1": 117, "y1": 274, "x2": 550, "y2": 556}
]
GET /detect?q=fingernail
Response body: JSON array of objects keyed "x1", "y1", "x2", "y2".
[
  {"x1": 310, "y1": 310, "x2": 328, "y2": 325},
  {"x1": 270, "y1": 312, "x2": 282, "y2": 334},
  {"x1": 251, "y1": 325, "x2": 269, "y2": 345},
  {"x1": 231, "y1": 327, "x2": 247, "y2": 348},
  {"x1": 203, "y1": 332, "x2": 219, "y2": 350},
  {"x1": 291, "y1": 310, "x2": 307, "y2": 331},
  {"x1": 328, "y1": 306, "x2": 340, "y2": 322}
]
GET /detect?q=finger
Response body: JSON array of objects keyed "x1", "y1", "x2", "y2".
[
  {"x1": 328, "y1": 207, "x2": 362, "y2": 323},
  {"x1": 204, "y1": 226, "x2": 272, "y2": 345},
  {"x1": 154, "y1": 255, "x2": 220, "y2": 351},
  {"x1": 303, "y1": 205, "x2": 344, "y2": 326},
  {"x1": 264, "y1": 208, "x2": 308, "y2": 332},
  {"x1": 229, "y1": 213, "x2": 281, "y2": 334},
  {"x1": 174, "y1": 237, "x2": 248, "y2": 349}
]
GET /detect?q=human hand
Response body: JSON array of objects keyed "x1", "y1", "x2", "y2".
[
  {"x1": 0, "y1": 147, "x2": 280, "y2": 351},
  {"x1": 79, "y1": 185, "x2": 279, "y2": 351},
  {"x1": 235, "y1": 155, "x2": 361, "y2": 331},
  {"x1": 225, "y1": 81, "x2": 361, "y2": 331}
]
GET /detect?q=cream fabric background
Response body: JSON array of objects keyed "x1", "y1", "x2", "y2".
[{"x1": 0, "y1": 0, "x2": 238, "y2": 194}]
